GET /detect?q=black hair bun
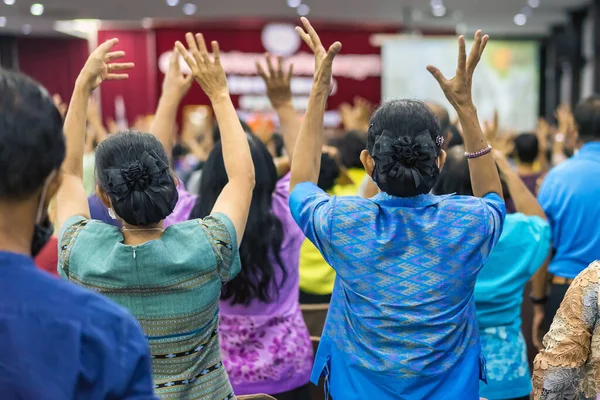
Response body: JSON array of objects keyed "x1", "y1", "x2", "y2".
[
  {"x1": 104, "y1": 150, "x2": 178, "y2": 225},
  {"x1": 372, "y1": 129, "x2": 438, "y2": 197}
]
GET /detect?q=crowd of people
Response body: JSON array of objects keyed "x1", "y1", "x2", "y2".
[{"x1": 1, "y1": 16, "x2": 600, "y2": 400}]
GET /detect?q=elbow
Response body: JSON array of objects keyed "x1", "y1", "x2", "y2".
[{"x1": 231, "y1": 168, "x2": 255, "y2": 192}]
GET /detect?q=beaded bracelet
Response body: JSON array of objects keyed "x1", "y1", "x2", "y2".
[{"x1": 464, "y1": 144, "x2": 492, "y2": 159}]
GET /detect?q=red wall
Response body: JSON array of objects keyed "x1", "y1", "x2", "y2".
[
  {"x1": 18, "y1": 37, "x2": 88, "y2": 102},
  {"x1": 97, "y1": 29, "x2": 158, "y2": 127},
  {"x1": 97, "y1": 21, "x2": 398, "y2": 125},
  {"x1": 153, "y1": 23, "x2": 391, "y2": 114}
]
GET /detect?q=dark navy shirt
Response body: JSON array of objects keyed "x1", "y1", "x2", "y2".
[{"x1": 0, "y1": 251, "x2": 156, "y2": 399}]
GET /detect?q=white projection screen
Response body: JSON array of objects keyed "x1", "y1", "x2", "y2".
[{"x1": 382, "y1": 37, "x2": 540, "y2": 132}]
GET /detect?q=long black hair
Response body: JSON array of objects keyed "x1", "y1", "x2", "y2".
[
  {"x1": 95, "y1": 131, "x2": 178, "y2": 226},
  {"x1": 196, "y1": 134, "x2": 286, "y2": 306},
  {"x1": 367, "y1": 100, "x2": 443, "y2": 197}
]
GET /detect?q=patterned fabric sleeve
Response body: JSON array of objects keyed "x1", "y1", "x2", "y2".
[
  {"x1": 57, "y1": 215, "x2": 89, "y2": 279},
  {"x1": 532, "y1": 262, "x2": 600, "y2": 400},
  {"x1": 199, "y1": 213, "x2": 241, "y2": 283},
  {"x1": 289, "y1": 182, "x2": 336, "y2": 267}
]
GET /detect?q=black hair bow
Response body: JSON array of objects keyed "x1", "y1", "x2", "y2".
[
  {"x1": 372, "y1": 130, "x2": 436, "y2": 189},
  {"x1": 104, "y1": 150, "x2": 170, "y2": 202}
]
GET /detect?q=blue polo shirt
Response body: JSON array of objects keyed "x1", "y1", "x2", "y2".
[{"x1": 538, "y1": 142, "x2": 600, "y2": 279}]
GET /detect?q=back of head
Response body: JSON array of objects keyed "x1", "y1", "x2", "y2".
[
  {"x1": 95, "y1": 131, "x2": 178, "y2": 226},
  {"x1": 367, "y1": 99, "x2": 443, "y2": 197},
  {"x1": 197, "y1": 134, "x2": 286, "y2": 306},
  {"x1": 574, "y1": 95, "x2": 600, "y2": 142},
  {"x1": 331, "y1": 131, "x2": 366, "y2": 169},
  {"x1": 318, "y1": 152, "x2": 341, "y2": 192},
  {"x1": 433, "y1": 146, "x2": 473, "y2": 196},
  {"x1": 0, "y1": 70, "x2": 65, "y2": 200},
  {"x1": 513, "y1": 133, "x2": 539, "y2": 164}
]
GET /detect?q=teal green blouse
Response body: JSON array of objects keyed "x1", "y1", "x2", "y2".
[{"x1": 58, "y1": 213, "x2": 241, "y2": 400}]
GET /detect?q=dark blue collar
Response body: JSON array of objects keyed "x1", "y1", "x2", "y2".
[
  {"x1": 0, "y1": 251, "x2": 35, "y2": 268},
  {"x1": 372, "y1": 192, "x2": 454, "y2": 208}
]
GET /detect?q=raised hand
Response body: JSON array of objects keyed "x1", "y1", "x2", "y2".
[
  {"x1": 163, "y1": 49, "x2": 194, "y2": 101},
  {"x1": 483, "y1": 109, "x2": 499, "y2": 142},
  {"x1": 256, "y1": 54, "x2": 293, "y2": 109},
  {"x1": 175, "y1": 33, "x2": 227, "y2": 100},
  {"x1": 340, "y1": 96, "x2": 373, "y2": 132},
  {"x1": 78, "y1": 38, "x2": 134, "y2": 92},
  {"x1": 52, "y1": 94, "x2": 68, "y2": 118},
  {"x1": 427, "y1": 30, "x2": 488, "y2": 110},
  {"x1": 295, "y1": 17, "x2": 341, "y2": 90}
]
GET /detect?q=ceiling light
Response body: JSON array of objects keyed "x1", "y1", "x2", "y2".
[
  {"x1": 3, "y1": 0, "x2": 15, "y2": 5},
  {"x1": 432, "y1": 5, "x2": 447, "y2": 17},
  {"x1": 513, "y1": 13, "x2": 527, "y2": 26},
  {"x1": 430, "y1": 0, "x2": 443, "y2": 7},
  {"x1": 287, "y1": 0, "x2": 301, "y2": 8},
  {"x1": 30, "y1": 3, "x2": 44, "y2": 16},
  {"x1": 0, "y1": 17, "x2": 6, "y2": 27},
  {"x1": 527, "y1": 0, "x2": 540, "y2": 8},
  {"x1": 297, "y1": 4, "x2": 310, "y2": 16},
  {"x1": 22, "y1": 24, "x2": 31, "y2": 34},
  {"x1": 166, "y1": 0, "x2": 179, "y2": 5},
  {"x1": 182, "y1": 3, "x2": 197, "y2": 15}
]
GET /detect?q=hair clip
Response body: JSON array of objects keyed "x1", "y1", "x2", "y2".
[{"x1": 436, "y1": 135, "x2": 445, "y2": 147}]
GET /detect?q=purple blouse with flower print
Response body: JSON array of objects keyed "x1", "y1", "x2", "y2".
[{"x1": 218, "y1": 173, "x2": 313, "y2": 396}]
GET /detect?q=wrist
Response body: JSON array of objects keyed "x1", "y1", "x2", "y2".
[
  {"x1": 208, "y1": 90, "x2": 230, "y2": 104},
  {"x1": 274, "y1": 99, "x2": 294, "y2": 112},
  {"x1": 75, "y1": 77, "x2": 94, "y2": 94},
  {"x1": 455, "y1": 103, "x2": 477, "y2": 117},
  {"x1": 161, "y1": 88, "x2": 186, "y2": 103}
]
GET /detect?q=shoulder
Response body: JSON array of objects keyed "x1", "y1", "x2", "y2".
[
  {"x1": 440, "y1": 193, "x2": 504, "y2": 215},
  {"x1": 176, "y1": 213, "x2": 237, "y2": 246},
  {"x1": 500, "y1": 213, "x2": 550, "y2": 244},
  {"x1": 579, "y1": 261, "x2": 600, "y2": 281},
  {"x1": 541, "y1": 159, "x2": 577, "y2": 187}
]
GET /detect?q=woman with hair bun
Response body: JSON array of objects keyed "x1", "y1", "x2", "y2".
[
  {"x1": 56, "y1": 34, "x2": 255, "y2": 399},
  {"x1": 289, "y1": 18, "x2": 505, "y2": 400}
]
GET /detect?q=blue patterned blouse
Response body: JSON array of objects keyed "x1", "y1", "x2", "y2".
[{"x1": 289, "y1": 183, "x2": 505, "y2": 400}]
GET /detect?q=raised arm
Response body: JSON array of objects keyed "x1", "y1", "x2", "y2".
[
  {"x1": 150, "y1": 49, "x2": 193, "y2": 158},
  {"x1": 256, "y1": 54, "x2": 301, "y2": 162},
  {"x1": 290, "y1": 17, "x2": 342, "y2": 190},
  {"x1": 493, "y1": 150, "x2": 546, "y2": 219},
  {"x1": 427, "y1": 32, "x2": 502, "y2": 198},
  {"x1": 176, "y1": 33, "x2": 254, "y2": 245},
  {"x1": 56, "y1": 39, "x2": 133, "y2": 231}
]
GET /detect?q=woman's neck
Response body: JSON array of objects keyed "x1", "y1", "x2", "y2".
[{"x1": 121, "y1": 221, "x2": 165, "y2": 246}]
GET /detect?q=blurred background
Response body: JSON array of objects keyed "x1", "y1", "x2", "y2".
[{"x1": 0, "y1": 0, "x2": 597, "y2": 132}]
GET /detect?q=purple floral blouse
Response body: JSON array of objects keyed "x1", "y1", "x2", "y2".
[{"x1": 218, "y1": 174, "x2": 313, "y2": 396}]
